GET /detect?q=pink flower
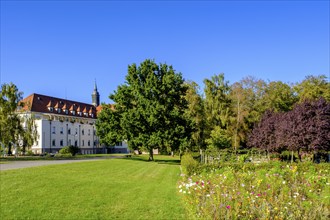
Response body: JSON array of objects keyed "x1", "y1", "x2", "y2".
[
  {"x1": 226, "y1": 205, "x2": 231, "y2": 209},
  {"x1": 196, "y1": 181, "x2": 199, "y2": 185},
  {"x1": 257, "y1": 194, "x2": 261, "y2": 197}
]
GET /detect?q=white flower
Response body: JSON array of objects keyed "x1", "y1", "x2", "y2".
[
  {"x1": 179, "y1": 189, "x2": 182, "y2": 193},
  {"x1": 206, "y1": 194, "x2": 210, "y2": 197},
  {"x1": 179, "y1": 185, "x2": 182, "y2": 189},
  {"x1": 241, "y1": 183, "x2": 245, "y2": 187},
  {"x1": 282, "y1": 181, "x2": 286, "y2": 184}
]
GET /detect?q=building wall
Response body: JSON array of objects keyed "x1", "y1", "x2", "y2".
[
  {"x1": 20, "y1": 111, "x2": 129, "y2": 155},
  {"x1": 26, "y1": 112, "x2": 101, "y2": 154}
]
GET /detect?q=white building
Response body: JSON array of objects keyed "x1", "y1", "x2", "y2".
[{"x1": 19, "y1": 83, "x2": 129, "y2": 154}]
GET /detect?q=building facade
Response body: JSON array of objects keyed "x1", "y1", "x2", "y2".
[{"x1": 19, "y1": 84, "x2": 129, "y2": 154}]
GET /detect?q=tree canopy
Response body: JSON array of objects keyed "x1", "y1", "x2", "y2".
[
  {"x1": 0, "y1": 83, "x2": 38, "y2": 154},
  {"x1": 96, "y1": 59, "x2": 192, "y2": 160}
]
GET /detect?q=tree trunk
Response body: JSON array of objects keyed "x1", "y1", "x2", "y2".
[
  {"x1": 298, "y1": 149, "x2": 302, "y2": 162},
  {"x1": 149, "y1": 148, "x2": 154, "y2": 161},
  {"x1": 267, "y1": 149, "x2": 270, "y2": 161},
  {"x1": 291, "y1": 150, "x2": 294, "y2": 163}
]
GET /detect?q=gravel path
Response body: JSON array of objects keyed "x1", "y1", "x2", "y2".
[{"x1": 0, "y1": 158, "x2": 106, "y2": 171}]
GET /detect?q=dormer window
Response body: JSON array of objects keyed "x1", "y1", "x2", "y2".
[
  {"x1": 57, "y1": 108, "x2": 61, "y2": 113},
  {"x1": 84, "y1": 112, "x2": 88, "y2": 117},
  {"x1": 65, "y1": 109, "x2": 68, "y2": 114},
  {"x1": 48, "y1": 107, "x2": 53, "y2": 112},
  {"x1": 72, "y1": 111, "x2": 76, "y2": 115}
]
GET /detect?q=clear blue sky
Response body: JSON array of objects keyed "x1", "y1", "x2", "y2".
[{"x1": 1, "y1": 0, "x2": 329, "y2": 104}]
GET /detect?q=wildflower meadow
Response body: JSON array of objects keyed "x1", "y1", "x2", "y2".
[{"x1": 179, "y1": 158, "x2": 330, "y2": 219}]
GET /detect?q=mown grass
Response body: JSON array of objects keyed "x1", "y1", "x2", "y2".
[
  {"x1": 0, "y1": 156, "x2": 187, "y2": 219},
  {"x1": 0, "y1": 153, "x2": 126, "y2": 161}
]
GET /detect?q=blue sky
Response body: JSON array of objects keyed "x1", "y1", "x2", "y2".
[{"x1": 1, "y1": 0, "x2": 329, "y2": 104}]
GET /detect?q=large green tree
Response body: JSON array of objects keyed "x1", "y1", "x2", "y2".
[
  {"x1": 97, "y1": 60, "x2": 191, "y2": 160},
  {"x1": 204, "y1": 73, "x2": 232, "y2": 150},
  {"x1": 294, "y1": 75, "x2": 330, "y2": 102},
  {"x1": 0, "y1": 83, "x2": 24, "y2": 154},
  {"x1": 184, "y1": 81, "x2": 206, "y2": 151},
  {"x1": 262, "y1": 81, "x2": 297, "y2": 112},
  {"x1": 0, "y1": 83, "x2": 39, "y2": 155}
]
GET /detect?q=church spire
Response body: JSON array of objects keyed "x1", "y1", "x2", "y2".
[{"x1": 92, "y1": 80, "x2": 100, "y2": 107}]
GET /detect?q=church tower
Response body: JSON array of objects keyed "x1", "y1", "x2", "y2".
[{"x1": 92, "y1": 80, "x2": 100, "y2": 107}]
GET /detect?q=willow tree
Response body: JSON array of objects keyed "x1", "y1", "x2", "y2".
[{"x1": 97, "y1": 59, "x2": 192, "y2": 160}]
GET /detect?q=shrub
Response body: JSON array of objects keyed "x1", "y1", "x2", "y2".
[
  {"x1": 181, "y1": 154, "x2": 199, "y2": 176},
  {"x1": 26, "y1": 150, "x2": 34, "y2": 156},
  {"x1": 59, "y1": 146, "x2": 80, "y2": 156}
]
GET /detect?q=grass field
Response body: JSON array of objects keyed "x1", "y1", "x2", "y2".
[{"x1": 0, "y1": 156, "x2": 187, "y2": 219}]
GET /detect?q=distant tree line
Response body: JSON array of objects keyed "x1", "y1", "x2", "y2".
[{"x1": 96, "y1": 59, "x2": 330, "y2": 160}]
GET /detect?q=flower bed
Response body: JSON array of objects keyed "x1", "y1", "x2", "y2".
[{"x1": 178, "y1": 162, "x2": 330, "y2": 219}]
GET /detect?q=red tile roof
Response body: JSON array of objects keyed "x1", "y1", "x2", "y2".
[{"x1": 20, "y1": 93, "x2": 100, "y2": 118}]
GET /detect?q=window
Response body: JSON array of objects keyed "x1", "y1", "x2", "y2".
[
  {"x1": 88, "y1": 140, "x2": 90, "y2": 146},
  {"x1": 82, "y1": 140, "x2": 84, "y2": 146},
  {"x1": 116, "y1": 142, "x2": 122, "y2": 146},
  {"x1": 49, "y1": 107, "x2": 53, "y2": 112},
  {"x1": 93, "y1": 130, "x2": 96, "y2": 136},
  {"x1": 75, "y1": 128, "x2": 78, "y2": 135},
  {"x1": 57, "y1": 108, "x2": 61, "y2": 113},
  {"x1": 68, "y1": 128, "x2": 71, "y2": 135},
  {"x1": 88, "y1": 129, "x2": 90, "y2": 136},
  {"x1": 52, "y1": 126, "x2": 56, "y2": 134},
  {"x1": 68, "y1": 139, "x2": 71, "y2": 145},
  {"x1": 60, "y1": 140, "x2": 63, "y2": 146},
  {"x1": 65, "y1": 109, "x2": 68, "y2": 114},
  {"x1": 94, "y1": 141, "x2": 96, "y2": 147},
  {"x1": 72, "y1": 111, "x2": 76, "y2": 115},
  {"x1": 60, "y1": 127, "x2": 63, "y2": 134},
  {"x1": 52, "y1": 139, "x2": 56, "y2": 146},
  {"x1": 82, "y1": 129, "x2": 84, "y2": 135},
  {"x1": 74, "y1": 140, "x2": 78, "y2": 147}
]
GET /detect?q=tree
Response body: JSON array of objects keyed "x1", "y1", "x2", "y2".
[
  {"x1": 247, "y1": 110, "x2": 279, "y2": 159},
  {"x1": 0, "y1": 83, "x2": 39, "y2": 155},
  {"x1": 97, "y1": 59, "x2": 191, "y2": 160},
  {"x1": 96, "y1": 104, "x2": 122, "y2": 147},
  {"x1": 204, "y1": 73, "x2": 232, "y2": 150},
  {"x1": 0, "y1": 83, "x2": 24, "y2": 154},
  {"x1": 262, "y1": 81, "x2": 297, "y2": 112},
  {"x1": 238, "y1": 76, "x2": 267, "y2": 130},
  {"x1": 248, "y1": 98, "x2": 330, "y2": 161},
  {"x1": 184, "y1": 81, "x2": 206, "y2": 151},
  {"x1": 294, "y1": 75, "x2": 330, "y2": 102},
  {"x1": 20, "y1": 113, "x2": 39, "y2": 154}
]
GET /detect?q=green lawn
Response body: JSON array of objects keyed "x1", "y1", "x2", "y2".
[{"x1": 0, "y1": 156, "x2": 187, "y2": 219}]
